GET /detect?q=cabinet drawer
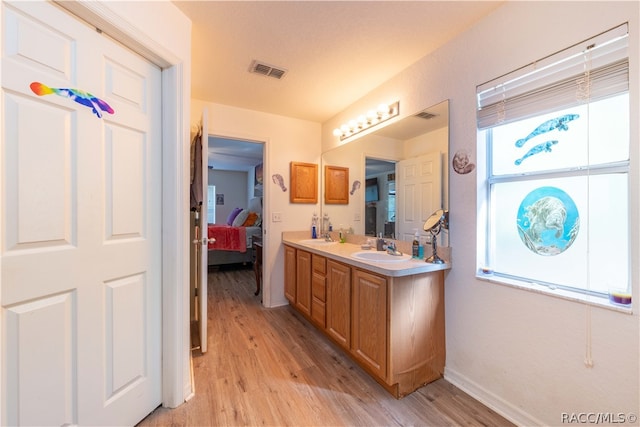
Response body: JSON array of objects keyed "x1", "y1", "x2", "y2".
[
  {"x1": 312, "y1": 272, "x2": 326, "y2": 302},
  {"x1": 312, "y1": 253, "x2": 326, "y2": 274}
]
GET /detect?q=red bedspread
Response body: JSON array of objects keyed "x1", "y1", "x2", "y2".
[{"x1": 208, "y1": 225, "x2": 247, "y2": 253}]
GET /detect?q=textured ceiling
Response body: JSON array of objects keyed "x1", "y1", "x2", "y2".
[{"x1": 173, "y1": 1, "x2": 504, "y2": 123}]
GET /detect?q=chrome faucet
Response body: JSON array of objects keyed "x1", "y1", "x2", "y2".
[
  {"x1": 385, "y1": 241, "x2": 402, "y2": 256},
  {"x1": 322, "y1": 232, "x2": 334, "y2": 242}
]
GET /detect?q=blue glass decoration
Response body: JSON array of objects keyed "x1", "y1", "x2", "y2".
[
  {"x1": 515, "y1": 114, "x2": 579, "y2": 147},
  {"x1": 516, "y1": 186, "x2": 579, "y2": 256}
]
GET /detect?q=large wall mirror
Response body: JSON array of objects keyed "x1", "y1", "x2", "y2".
[{"x1": 321, "y1": 100, "x2": 449, "y2": 244}]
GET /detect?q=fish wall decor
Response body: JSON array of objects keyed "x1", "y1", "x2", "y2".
[
  {"x1": 272, "y1": 174, "x2": 287, "y2": 192},
  {"x1": 514, "y1": 140, "x2": 558, "y2": 165},
  {"x1": 349, "y1": 180, "x2": 361, "y2": 195},
  {"x1": 515, "y1": 114, "x2": 579, "y2": 148},
  {"x1": 30, "y1": 82, "x2": 114, "y2": 118}
]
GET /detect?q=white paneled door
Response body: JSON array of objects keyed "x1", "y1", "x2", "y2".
[
  {"x1": 1, "y1": 2, "x2": 162, "y2": 425},
  {"x1": 396, "y1": 151, "x2": 442, "y2": 242},
  {"x1": 199, "y1": 111, "x2": 208, "y2": 353}
]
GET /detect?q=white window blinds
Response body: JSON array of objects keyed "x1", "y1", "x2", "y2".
[{"x1": 477, "y1": 23, "x2": 629, "y2": 130}]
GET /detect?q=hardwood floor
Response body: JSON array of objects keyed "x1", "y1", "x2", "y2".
[{"x1": 138, "y1": 264, "x2": 514, "y2": 426}]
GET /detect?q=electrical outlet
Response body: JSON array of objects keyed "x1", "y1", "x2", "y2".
[
  {"x1": 272, "y1": 212, "x2": 282, "y2": 222},
  {"x1": 354, "y1": 213, "x2": 361, "y2": 221}
]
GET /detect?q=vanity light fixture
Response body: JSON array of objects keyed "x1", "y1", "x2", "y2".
[{"x1": 333, "y1": 101, "x2": 399, "y2": 141}]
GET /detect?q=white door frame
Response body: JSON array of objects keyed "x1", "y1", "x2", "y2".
[
  {"x1": 48, "y1": 0, "x2": 192, "y2": 408},
  {"x1": 208, "y1": 130, "x2": 270, "y2": 307}
]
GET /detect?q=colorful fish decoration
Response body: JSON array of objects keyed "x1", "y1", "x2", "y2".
[
  {"x1": 30, "y1": 82, "x2": 114, "y2": 118},
  {"x1": 515, "y1": 114, "x2": 579, "y2": 147},
  {"x1": 515, "y1": 140, "x2": 558, "y2": 165}
]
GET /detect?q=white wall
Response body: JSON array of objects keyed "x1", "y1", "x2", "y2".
[
  {"x1": 192, "y1": 99, "x2": 321, "y2": 308},
  {"x1": 323, "y1": 2, "x2": 639, "y2": 425},
  {"x1": 210, "y1": 170, "x2": 248, "y2": 224}
]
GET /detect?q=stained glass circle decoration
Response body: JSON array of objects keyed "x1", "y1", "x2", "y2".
[{"x1": 516, "y1": 186, "x2": 579, "y2": 256}]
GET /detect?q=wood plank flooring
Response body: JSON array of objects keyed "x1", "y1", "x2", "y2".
[{"x1": 138, "y1": 264, "x2": 514, "y2": 426}]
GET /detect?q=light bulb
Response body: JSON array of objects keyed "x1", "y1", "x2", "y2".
[
  {"x1": 333, "y1": 128, "x2": 342, "y2": 137},
  {"x1": 377, "y1": 103, "x2": 390, "y2": 118},
  {"x1": 340, "y1": 124, "x2": 349, "y2": 134},
  {"x1": 348, "y1": 119, "x2": 357, "y2": 130},
  {"x1": 357, "y1": 115, "x2": 367, "y2": 127}
]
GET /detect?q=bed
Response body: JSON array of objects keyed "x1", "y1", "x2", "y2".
[{"x1": 207, "y1": 197, "x2": 262, "y2": 267}]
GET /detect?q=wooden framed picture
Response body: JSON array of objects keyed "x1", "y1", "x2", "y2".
[
  {"x1": 324, "y1": 165, "x2": 349, "y2": 204},
  {"x1": 290, "y1": 161, "x2": 318, "y2": 203}
]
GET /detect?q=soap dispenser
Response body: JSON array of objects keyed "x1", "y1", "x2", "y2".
[
  {"x1": 412, "y1": 230, "x2": 420, "y2": 258},
  {"x1": 311, "y1": 213, "x2": 318, "y2": 239}
]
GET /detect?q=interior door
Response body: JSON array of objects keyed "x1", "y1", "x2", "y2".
[
  {"x1": 199, "y1": 110, "x2": 209, "y2": 353},
  {"x1": 1, "y1": 2, "x2": 162, "y2": 425},
  {"x1": 396, "y1": 151, "x2": 442, "y2": 241}
]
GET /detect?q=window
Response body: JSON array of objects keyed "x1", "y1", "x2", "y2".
[
  {"x1": 207, "y1": 185, "x2": 216, "y2": 224},
  {"x1": 477, "y1": 24, "x2": 630, "y2": 306}
]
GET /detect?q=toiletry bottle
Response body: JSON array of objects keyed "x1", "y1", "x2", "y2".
[
  {"x1": 311, "y1": 213, "x2": 318, "y2": 239},
  {"x1": 376, "y1": 232, "x2": 384, "y2": 251},
  {"x1": 412, "y1": 231, "x2": 420, "y2": 258},
  {"x1": 339, "y1": 224, "x2": 345, "y2": 243}
]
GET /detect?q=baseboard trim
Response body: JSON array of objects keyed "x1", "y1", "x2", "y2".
[{"x1": 444, "y1": 367, "x2": 545, "y2": 426}]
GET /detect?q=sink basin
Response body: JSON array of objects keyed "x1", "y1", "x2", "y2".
[
  {"x1": 351, "y1": 251, "x2": 411, "y2": 263},
  {"x1": 298, "y1": 239, "x2": 337, "y2": 246}
]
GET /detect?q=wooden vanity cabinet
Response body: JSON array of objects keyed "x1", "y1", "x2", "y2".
[
  {"x1": 284, "y1": 245, "x2": 296, "y2": 303},
  {"x1": 295, "y1": 250, "x2": 312, "y2": 316},
  {"x1": 285, "y1": 246, "x2": 327, "y2": 328},
  {"x1": 311, "y1": 254, "x2": 327, "y2": 328},
  {"x1": 284, "y1": 243, "x2": 445, "y2": 398},
  {"x1": 352, "y1": 269, "x2": 387, "y2": 380},
  {"x1": 387, "y1": 272, "x2": 445, "y2": 397},
  {"x1": 326, "y1": 259, "x2": 351, "y2": 349}
]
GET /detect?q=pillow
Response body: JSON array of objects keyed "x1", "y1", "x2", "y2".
[
  {"x1": 226, "y1": 207, "x2": 243, "y2": 225},
  {"x1": 242, "y1": 212, "x2": 258, "y2": 227},
  {"x1": 232, "y1": 209, "x2": 250, "y2": 227}
]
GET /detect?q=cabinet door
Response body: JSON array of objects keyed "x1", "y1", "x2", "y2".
[
  {"x1": 352, "y1": 269, "x2": 387, "y2": 380},
  {"x1": 296, "y1": 250, "x2": 312, "y2": 316},
  {"x1": 326, "y1": 260, "x2": 351, "y2": 349},
  {"x1": 311, "y1": 254, "x2": 327, "y2": 327},
  {"x1": 284, "y1": 246, "x2": 296, "y2": 303}
]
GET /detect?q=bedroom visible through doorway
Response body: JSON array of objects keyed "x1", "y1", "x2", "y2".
[{"x1": 205, "y1": 136, "x2": 265, "y2": 277}]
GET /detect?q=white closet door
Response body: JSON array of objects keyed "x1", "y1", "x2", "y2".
[{"x1": 1, "y1": 1, "x2": 162, "y2": 425}]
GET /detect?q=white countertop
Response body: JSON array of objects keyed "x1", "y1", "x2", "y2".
[{"x1": 282, "y1": 232, "x2": 451, "y2": 277}]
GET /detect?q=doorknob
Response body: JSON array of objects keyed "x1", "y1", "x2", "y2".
[{"x1": 192, "y1": 237, "x2": 214, "y2": 245}]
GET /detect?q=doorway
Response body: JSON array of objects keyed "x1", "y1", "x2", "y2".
[
  {"x1": 206, "y1": 136, "x2": 265, "y2": 281},
  {"x1": 365, "y1": 158, "x2": 396, "y2": 238}
]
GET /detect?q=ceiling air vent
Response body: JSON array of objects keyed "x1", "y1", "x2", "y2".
[
  {"x1": 415, "y1": 111, "x2": 437, "y2": 120},
  {"x1": 250, "y1": 60, "x2": 287, "y2": 79}
]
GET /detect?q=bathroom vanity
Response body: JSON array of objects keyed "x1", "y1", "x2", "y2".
[{"x1": 282, "y1": 231, "x2": 450, "y2": 398}]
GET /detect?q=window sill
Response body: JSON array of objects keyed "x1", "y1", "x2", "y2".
[{"x1": 476, "y1": 270, "x2": 633, "y2": 314}]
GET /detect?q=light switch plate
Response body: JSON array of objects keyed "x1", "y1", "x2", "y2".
[{"x1": 272, "y1": 212, "x2": 282, "y2": 222}]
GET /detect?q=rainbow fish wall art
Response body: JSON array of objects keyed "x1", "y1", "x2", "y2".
[{"x1": 30, "y1": 82, "x2": 114, "y2": 118}]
